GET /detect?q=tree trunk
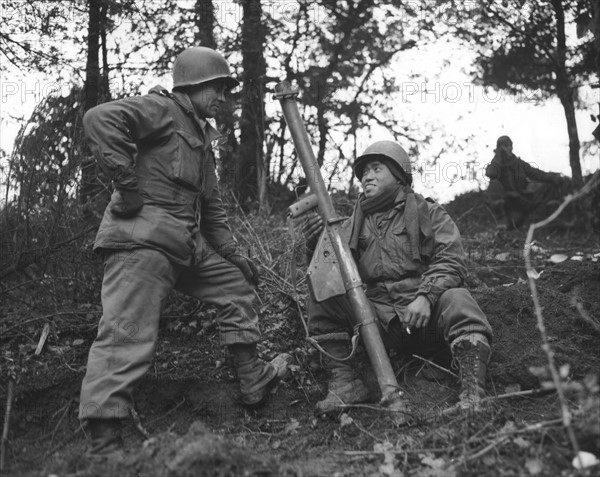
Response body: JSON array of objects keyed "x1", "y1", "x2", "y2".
[
  {"x1": 194, "y1": 0, "x2": 216, "y2": 49},
  {"x1": 553, "y1": 0, "x2": 583, "y2": 188},
  {"x1": 238, "y1": 0, "x2": 267, "y2": 212},
  {"x1": 557, "y1": 87, "x2": 583, "y2": 187},
  {"x1": 100, "y1": 1, "x2": 110, "y2": 100},
  {"x1": 193, "y1": 0, "x2": 238, "y2": 189},
  {"x1": 80, "y1": 0, "x2": 108, "y2": 207},
  {"x1": 592, "y1": 0, "x2": 600, "y2": 139}
]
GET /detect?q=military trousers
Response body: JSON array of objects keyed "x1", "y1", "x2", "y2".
[
  {"x1": 79, "y1": 246, "x2": 259, "y2": 420},
  {"x1": 308, "y1": 288, "x2": 492, "y2": 358}
]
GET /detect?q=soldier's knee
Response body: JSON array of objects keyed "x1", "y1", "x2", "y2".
[{"x1": 437, "y1": 288, "x2": 468, "y2": 305}]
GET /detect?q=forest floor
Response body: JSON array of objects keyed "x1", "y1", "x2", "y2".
[{"x1": 1, "y1": 188, "x2": 599, "y2": 477}]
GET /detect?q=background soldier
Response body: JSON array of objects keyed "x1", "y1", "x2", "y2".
[
  {"x1": 485, "y1": 135, "x2": 562, "y2": 229},
  {"x1": 79, "y1": 47, "x2": 288, "y2": 457}
]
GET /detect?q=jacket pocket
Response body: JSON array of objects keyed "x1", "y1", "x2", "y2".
[
  {"x1": 173, "y1": 129, "x2": 203, "y2": 191},
  {"x1": 391, "y1": 224, "x2": 418, "y2": 271}
]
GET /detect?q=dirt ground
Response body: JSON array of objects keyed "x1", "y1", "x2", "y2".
[{"x1": 1, "y1": 191, "x2": 599, "y2": 477}]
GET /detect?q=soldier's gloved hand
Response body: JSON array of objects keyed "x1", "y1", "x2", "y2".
[
  {"x1": 111, "y1": 188, "x2": 144, "y2": 218},
  {"x1": 229, "y1": 254, "x2": 260, "y2": 287},
  {"x1": 303, "y1": 213, "x2": 324, "y2": 254},
  {"x1": 221, "y1": 244, "x2": 260, "y2": 287}
]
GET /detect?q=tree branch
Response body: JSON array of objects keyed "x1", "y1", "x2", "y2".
[{"x1": 523, "y1": 169, "x2": 600, "y2": 463}]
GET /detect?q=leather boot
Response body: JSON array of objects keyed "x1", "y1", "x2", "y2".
[
  {"x1": 230, "y1": 343, "x2": 289, "y2": 407},
  {"x1": 451, "y1": 338, "x2": 491, "y2": 412},
  {"x1": 87, "y1": 418, "x2": 124, "y2": 457},
  {"x1": 315, "y1": 340, "x2": 371, "y2": 414}
]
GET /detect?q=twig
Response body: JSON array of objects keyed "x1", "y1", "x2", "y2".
[
  {"x1": 2, "y1": 311, "x2": 101, "y2": 335},
  {"x1": 352, "y1": 420, "x2": 381, "y2": 441},
  {"x1": 130, "y1": 408, "x2": 151, "y2": 440},
  {"x1": 570, "y1": 294, "x2": 600, "y2": 333},
  {"x1": 496, "y1": 418, "x2": 563, "y2": 437},
  {"x1": 523, "y1": 169, "x2": 600, "y2": 463},
  {"x1": 43, "y1": 424, "x2": 84, "y2": 459},
  {"x1": 1, "y1": 379, "x2": 15, "y2": 472},
  {"x1": 145, "y1": 398, "x2": 186, "y2": 426},
  {"x1": 34, "y1": 323, "x2": 51, "y2": 355},
  {"x1": 485, "y1": 388, "x2": 554, "y2": 401},
  {"x1": 0, "y1": 224, "x2": 97, "y2": 281},
  {"x1": 49, "y1": 402, "x2": 72, "y2": 447},
  {"x1": 463, "y1": 435, "x2": 510, "y2": 462},
  {"x1": 343, "y1": 446, "x2": 456, "y2": 456},
  {"x1": 454, "y1": 203, "x2": 485, "y2": 223},
  {"x1": 460, "y1": 418, "x2": 564, "y2": 465},
  {"x1": 412, "y1": 354, "x2": 459, "y2": 379},
  {"x1": 229, "y1": 191, "x2": 271, "y2": 261}
]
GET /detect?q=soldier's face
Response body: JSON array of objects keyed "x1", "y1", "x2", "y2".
[
  {"x1": 188, "y1": 81, "x2": 227, "y2": 118},
  {"x1": 360, "y1": 160, "x2": 398, "y2": 198}
]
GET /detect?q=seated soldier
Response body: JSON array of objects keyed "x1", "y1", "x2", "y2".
[
  {"x1": 303, "y1": 140, "x2": 493, "y2": 416},
  {"x1": 486, "y1": 135, "x2": 562, "y2": 229}
]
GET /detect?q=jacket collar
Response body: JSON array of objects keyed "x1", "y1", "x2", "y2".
[
  {"x1": 392, "y1": 185, "x2": 412, "y2": 208},
  {"x1": 150, "y1": 86, "x2": 221, "y2": 144}
]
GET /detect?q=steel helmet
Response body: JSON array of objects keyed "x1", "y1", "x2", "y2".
[
  {"x1": 353, "y1": 140, "x2": 412, "y2": 185},
  {"x1": 172, "y1": 47, "x2": 239, "y2": 90},
  {"x1": 496, "y1": 135, "x2": 513, "y2": 147}
]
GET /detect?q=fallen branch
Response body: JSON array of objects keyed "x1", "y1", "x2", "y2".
[
  {"x1": 342, "y1": 446, "x2": 455, "y2": 456},
  {"x1": 486, "y1": 388, "x2": 554, "y2": 401},
  {"x1": 412, "y1": 354, "x2": 459, "y2": 379},
  {"x1": 523, "y1": 169, "x2": 600, "y2": 464}
]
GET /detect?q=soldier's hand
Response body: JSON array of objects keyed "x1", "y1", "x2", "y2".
[
  {"x1": 403, "y1": 295, "x2": 432, "y2": 329},
  {"x1": 225, "y1": 251, "x2": 260, "y2": 287},
  {"x1": 111, "y1": 189, "x2": 144, "y2": 218},
  {"x1": 303, "y1": 213, "x2": 324, "y2": 252}
]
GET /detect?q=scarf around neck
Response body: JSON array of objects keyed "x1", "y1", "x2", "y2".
[{"x1": 349, "y1": 185, "x2": 434, "y2": 264}]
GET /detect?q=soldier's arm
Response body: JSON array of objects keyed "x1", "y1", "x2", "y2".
[
  {"x1": 416, "y1": 201, "x2": 467, "y2": 307},
  {"x1": 82, "y1": 95, "x2": 173, "y2": 190},
  {"x1": 199, "y1": 184, "x2": 236, "y2": 254},
  {"x1": 520, "y1": 157, "x2": 555, "y2": 183}
]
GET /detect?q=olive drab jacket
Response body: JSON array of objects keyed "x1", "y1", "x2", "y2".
[
  {"x1": 83, "y1": 86, "x2": 235, "y2": 266},
  {"x1": 308, "y1": 189, "x2": 467, "y2": 328},
  {"x1": 485, "y1": 149, "x2": 554, "y2": 197}
]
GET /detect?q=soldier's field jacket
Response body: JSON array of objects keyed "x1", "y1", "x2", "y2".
[
  {"x1": 485, "y1": 149, "x2": 554, "y2": 197},
  {"x1": 83, "y1": 86, "x2": 235, "y2": 266},
  {"x1": 309, "y1": 189, "x2": 467, "y2": 328}
]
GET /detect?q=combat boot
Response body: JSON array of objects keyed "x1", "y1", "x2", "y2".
[
  {"x1": 87, "y1": 418, "x2": 124, "y2": 458},
  {"x1": 230, "y1": 343, "x2": 290, "y2": 407},
  {"x1": 451, "y1": 338, "x2": 491, "y2": 412},
  {"x1": 315, "y1": 340, "x2": 371, "y2": 414}
]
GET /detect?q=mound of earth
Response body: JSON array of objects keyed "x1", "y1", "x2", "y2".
[{"x1": 475, "y1": 259, "x2": 600, "y2": 389}]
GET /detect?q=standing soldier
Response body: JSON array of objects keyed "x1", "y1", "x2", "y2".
[
  {"x1": 486, "y1": 135, "x2": 562, "y2": 229},
  {"x1": 79, "y1": 47, "x2": 288, "y2": 456},
  {"x1": 303, "y1": 140, "x2": 493, "y2": 416}
]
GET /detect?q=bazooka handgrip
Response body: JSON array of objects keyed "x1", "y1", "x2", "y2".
[{"x1": 287, "y1": 193, "x2": 318, "y2": 218}]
